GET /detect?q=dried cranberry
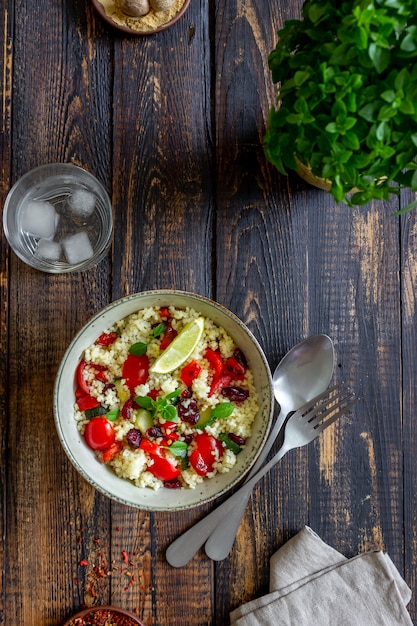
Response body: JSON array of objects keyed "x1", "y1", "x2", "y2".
[
  {"x1": 181, "y1": 388, "x2": 193, "y2": 399},
  {"x1": 177, "y1": 397, "x2": 200, "y2": 425},
  {"x1": 146, "y1": 426, "x2": 163, "y2": 439},
  {"x1": 233, "y1": 348, "x2": 248, "y2": 369},
  {"x1": 228, "y1": 433, "x2": 245, "y2": 446},
  {"x1": 121, "y1": 398, "x2": 138, "y2": 420},
  {"x1": 221, "y1": 386, "x2": 249, "y2": 402},
  {"x1": 126, "y1": 428, "x2": 142, "y2": 448},
  {"x1": 182, "y1": 432, "x2": 195, "y2": 445},
  {"x1": 164, "y1": 478, "x2": 182, "y2": 489}
]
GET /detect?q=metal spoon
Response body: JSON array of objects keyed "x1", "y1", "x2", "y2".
[
  {"x1": 166, "y1": 334, "x2": 335, "y2": 568},
  {"x1": 204, "y1": 334, "x2": 335, "y2": 560}
]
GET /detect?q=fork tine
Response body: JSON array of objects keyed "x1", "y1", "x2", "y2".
[
  {"x1": 295, "y1": 382, "x2": 343, "y2": 416},
  {"x1": 307, "y1": 390, "x2": 356, "y2": 427},
  {"x1": 313, "y1": 397, "x2": 359, "y2": 434}
]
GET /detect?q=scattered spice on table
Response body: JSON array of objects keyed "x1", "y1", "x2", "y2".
[{"x1": 74, "y1": 527, "x2": 148, "y2": 606}]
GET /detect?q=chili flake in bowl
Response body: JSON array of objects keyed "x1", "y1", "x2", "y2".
[
  {"x1": 54, "y1": 290, "x2": 274, "y2": 511},
  {"x1": 63, "y1": 605, "x2": 144, "y2": 625}
]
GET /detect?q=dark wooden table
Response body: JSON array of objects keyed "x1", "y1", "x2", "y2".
[{"x1": 1, "y1": 0, "x2": 417, "y2": 624}]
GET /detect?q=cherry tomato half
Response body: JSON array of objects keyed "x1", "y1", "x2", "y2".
[
  {"x1": 190, "y1": 433, "x2": 224, "y2": 475},
  {"x1": 76, "y1": 360, "x2": 92, "y2": 395},
  {"x1": 122, "y1": 353, "x2": 150, "y2": 392},
  {"x1": 84, "y1": 417, "x2": 115, "y2": 451}
]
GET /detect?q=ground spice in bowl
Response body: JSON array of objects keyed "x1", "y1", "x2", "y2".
[
  {"x1": 65, "y1": 606, "x2": 144, "y2": 626},
  {"x1": 92, "y1": 0, "x2": 190, "y2": 34}
]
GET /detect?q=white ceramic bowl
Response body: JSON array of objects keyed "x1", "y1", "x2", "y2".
[{"x1": 53, "y1": 290, "x2": 274, "y2": 511}]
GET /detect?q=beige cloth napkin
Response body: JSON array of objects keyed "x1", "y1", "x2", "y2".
[{"x1": 230, "y1": 526, "x2": 414, "y2": 626}]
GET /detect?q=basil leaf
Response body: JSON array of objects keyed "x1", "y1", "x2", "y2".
[
  {"x1": 129, "y1": 342, "x2": 147, "y2": 356},
  {"x1": 106, "y1": 409, "x2": 120, "y2": 422},
  {"x1": 212, "y1": 402, "x2": 235, "y2": 419},
  {"x1": 161, "y1": 404, "x2": 178, "y2": 422},
  {"x1": 135, "y1": 396, "x2": 154, "y2": 410},
  {"x1": 165, "y1": 441, "x2": 188, "y2": 458},
  {"x1": 153, "y1": 323, "x2": 166, "y2": 338}
]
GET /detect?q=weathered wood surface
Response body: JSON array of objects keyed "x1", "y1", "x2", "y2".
[{"x1": 1, "y1": 0, "x2": 416, "y2": 624}]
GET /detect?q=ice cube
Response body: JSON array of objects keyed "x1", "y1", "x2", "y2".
[
  {"x1": 61, "y1": 232, "x2": 94, "y2": 264},
  {"x1": 68, "y1": 189, "x2": 96, "y2": 218},
  {"x1": 21, "y1": 200, "x2": 58, "y2": 239},
  {"x1": 34, "y1": 239, "x2": 62, "y2": 262}
]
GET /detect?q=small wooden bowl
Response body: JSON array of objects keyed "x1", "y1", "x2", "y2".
[
  {"x1": 63, "y1": 605, "x2": 145, "y2": 625},
  {"x1": 91, "y1": 0, "x2": 191, "y2": 35}
]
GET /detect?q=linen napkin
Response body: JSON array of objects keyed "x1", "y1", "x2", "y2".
[{"x1": 230, "y1": 526, "x2": 414, "y2": 626}]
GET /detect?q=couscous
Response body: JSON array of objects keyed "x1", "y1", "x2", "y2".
[{"x1": 74, "y1": 305, "x2": 259, "y2": 490}]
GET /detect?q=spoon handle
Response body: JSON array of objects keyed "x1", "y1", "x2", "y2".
[
  {"x1": 167, "y1": 443, "x2": 290, "y2": 567},
  {"x1": 165, "y1": 410, "x2": 284, "y2": 568},
  {"x1": 202, "y1": 410, "x2": 286, "y2": 561}
]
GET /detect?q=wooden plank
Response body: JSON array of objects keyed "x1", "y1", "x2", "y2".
[
  {"x1": 109, "y1": 1, "x2": 214, "y2": 623},
  {"x1": 0, "y1": 1, "x2": 12, "y2": 623},
  {"x1": 401, "y1": 188, "x2": 417, "y2": 623},
  {"x1": 4, "y1": 1, "x2": 113, "y2": 623}
]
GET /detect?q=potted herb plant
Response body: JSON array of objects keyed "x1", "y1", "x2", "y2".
[{"x1": 264, "y1": 0, "x2": 417, "y2": 213}]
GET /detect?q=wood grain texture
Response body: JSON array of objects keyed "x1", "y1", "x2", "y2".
[{"x1": 2, "y1": 0, "x2": 417, "y2": 623}]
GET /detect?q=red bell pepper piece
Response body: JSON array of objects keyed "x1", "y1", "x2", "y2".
[
  {"x1": 102, "y1": 441, "x2": 123, "y2": 463},
  {"x1": 148, "y1": 456, "x2": 180, "y2": 481},
  {"x1": 204, "y1": 348, "x2": 224, "y2": 379},
  {"x1": 95, "y1": 331, "x2": 119, "y2": 346},
  {"x1": 122, "y1": 353, "x2": 149, "y2": 392},
  {"x1": 224, "y1": 356, "x2": 246, "y2": 380},
  {"x1": 159, "y1": 307, "x2": 171, "y2": 319},
  {"x1": 76, "y1": 393, "x2": 100, "y2": 412},
  {"x1": 208, "y1": 374, "x2": 233, "y2": 397},
  {"x1": 180, "y1": 360, "x2": 202, "y2": 386},
  {"x1": 139, "y1": 438, "x2": 163, "y2": 456}
]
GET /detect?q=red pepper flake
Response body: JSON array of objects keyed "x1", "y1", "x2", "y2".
[
  {"x1": 122, "y1": 550, "x2": 129, "y2": 564},
  {"x1": 80, "y1": 559, "x2": 89, "y2": 566}
]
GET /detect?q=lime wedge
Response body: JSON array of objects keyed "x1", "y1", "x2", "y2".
[{"x1": 150, "y1": 317, "x2": 205, "y2": 374}]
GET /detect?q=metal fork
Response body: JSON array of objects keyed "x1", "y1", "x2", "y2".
[{"x1": 166, "y1": 383, "x2": 357, "y2": 567}]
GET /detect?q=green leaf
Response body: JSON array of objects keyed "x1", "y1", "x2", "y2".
[
  {"x1": 218, "y1": 433, "x2": 242, "y2": 455},
  {"x1": 129, "y1": 342, "x2": 147, "y2": 356},
  {"x1": 160, "y1": 404, "x2": 178, "y2": 422},
  {"x1": 368, "y1": 43, "x2": 391, "y2": 73},
  {"x1": 401, "y1": 31, "x2": 417, "y2": 53},
  {"x1": 307, "y1": 3, "x2": 326, "y2": 23},
  {"x1": 135, "y1": 396, "x2": 154, "y2": 410},
  {"x1": 106, "y1": 409, "x2": 120, "y2": 422},
  {"x1": 165, "y1": 441, "x2": 188, "y2": 458},
  {"x1": 211, "y1": 402, "x2": 235, "y2": 420},
  {"x1": 358, "y1": 103, "x2": 376, "y2": 122},
  {"x1": 153, "y1": 323, "x2": 166, "y2": 338},
  {"x1": 376, "y1": 121, "x2": 390, "y2": 142},
  {"x1": 411, "y1": 169, "x2": 417, "y2": 191}
]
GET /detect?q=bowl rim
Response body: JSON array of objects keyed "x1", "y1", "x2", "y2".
[
  {"x1": 91, "y1": 0, "x2": 191, "y2": 35},
  {"x1": 62, "y1": 605, "x2": 145, "y2": 625},
  {"x1": 54, "y1": 289, "x2": 274, "y2": 511}
]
